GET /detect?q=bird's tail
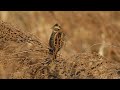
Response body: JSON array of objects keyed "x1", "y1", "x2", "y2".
[{"x1": 49, "y1": 48, "x2": 54, "y2": 55}]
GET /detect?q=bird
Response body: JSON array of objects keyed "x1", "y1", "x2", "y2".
[{"x1": 49, "y1": 23, "x2": 65, "y2": 60}]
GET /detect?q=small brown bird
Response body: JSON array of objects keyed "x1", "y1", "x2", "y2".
[{"x1": 49, "y1": 24, "x2": 65, "y2": 60}]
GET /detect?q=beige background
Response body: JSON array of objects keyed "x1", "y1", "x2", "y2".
[{"x1": 0, "y1": 11, "x2": 120, "y2": 62}]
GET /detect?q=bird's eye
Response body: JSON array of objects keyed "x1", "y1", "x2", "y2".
[{"x1": 52, "y1": 23, "x2": 61, "y2": 31}]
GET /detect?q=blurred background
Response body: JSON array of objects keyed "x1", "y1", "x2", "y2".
[{"x1": 0, "y1": 11, "x2": 120, "y2": 62}]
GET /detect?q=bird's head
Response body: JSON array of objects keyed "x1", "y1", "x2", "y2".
[{"x1": 51, "y1": 23, "x2": 61, "y2": 31}]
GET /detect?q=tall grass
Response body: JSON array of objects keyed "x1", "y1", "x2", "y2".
[{"x1": 0, "y1": 11, "x2": 120, "y2": 79}]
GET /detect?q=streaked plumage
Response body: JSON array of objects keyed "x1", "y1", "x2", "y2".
[{"x1": 49, "y1": 24, "x2": 65, "y2": 59}]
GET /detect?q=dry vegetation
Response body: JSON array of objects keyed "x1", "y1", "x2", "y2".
[{"x1": 0, "y1": 11, "x2": 120, "y2": 79}]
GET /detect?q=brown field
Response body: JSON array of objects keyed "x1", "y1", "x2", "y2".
[{"x1": 0, "y1": 11, "x2": 120, "y2": 79}]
